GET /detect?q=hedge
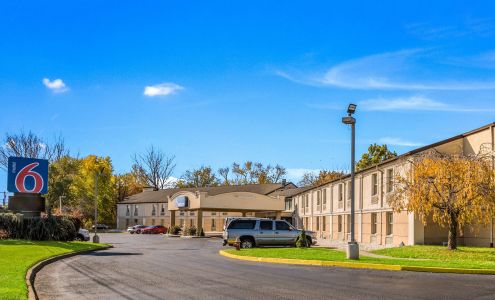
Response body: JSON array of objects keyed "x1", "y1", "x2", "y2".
[{"x1": 0, "y1": 213, "x2": 81, "y2": 241}]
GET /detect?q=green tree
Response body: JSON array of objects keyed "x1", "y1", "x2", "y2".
[
  {"x1": 388, "y1": 152, "x2": 495, "y2": 250},
  {"x1": 115, "y1": 172, "x2": 143, "y2": 202},
  {"x1": 176, "y1": 166, "x2": 219, "y2": 188},
  {"x1": 356, "y1": 144, "x2": 397, "y2": 170},
  {"x1": 230, "y1": 161, "x2": 286, "y2": 185},
  {"x1": 46, "y1": 156, "x2": 80, "y2": 214},
  {"x1": 298, "y1": 170, "x2": 344, "y2": 187}
]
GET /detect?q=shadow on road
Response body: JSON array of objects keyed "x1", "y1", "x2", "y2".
[{"x1": 83, "y1": 252, "x2": 143, "y2": 256}]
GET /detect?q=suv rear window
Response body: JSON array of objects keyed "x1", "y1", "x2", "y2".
[
  {"x1": 260, "y1": 221, "x2": 273, "y2": 230},
  {"x1": 228, "y1": 220, "x2": 256, "y2": 230}
]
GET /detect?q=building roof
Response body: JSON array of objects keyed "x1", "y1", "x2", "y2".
[
  {"x1": 269, "y1": 186, "x2": 314, "y2": 197},
  {"x1": 290, "y1": 121, "x2": 495, "y2": 197},
  {"x1": 120, "y1": 183, "x2": 295, "y2": 204}
]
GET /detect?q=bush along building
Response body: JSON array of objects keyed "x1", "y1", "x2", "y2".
[{"x1": 116, "y1": 122, "x2": 495, "y2": 247}]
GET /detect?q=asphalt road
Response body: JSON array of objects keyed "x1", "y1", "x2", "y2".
[{"x1": 35, "y1": 234, "x2": 495, "y2": 300}]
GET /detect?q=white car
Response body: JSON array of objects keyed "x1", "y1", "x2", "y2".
[
  {"x1": 75, "y1": 228, "x2": 90, "y2": 241},
  {"x1": 127, "y1": 225, "x2": 147, "y2": 234}
]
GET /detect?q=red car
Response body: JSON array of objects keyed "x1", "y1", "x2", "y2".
[{"x1": 141, "y1": 225, "x2": 167, "y2": 234}]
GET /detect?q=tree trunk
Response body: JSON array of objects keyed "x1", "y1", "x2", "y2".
[{"x1": 448, "y1": 213, "x2": 458, "y2": 250}]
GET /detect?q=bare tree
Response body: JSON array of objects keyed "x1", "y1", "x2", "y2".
[
  {"x1": 218, "y1": 167, "x2": 230, "y2": 185},
  {"x1": 132, "y1": 145, "x2": 176, "y2": 190},
  {"x1": 0, "y1": 131, "x2": 69, "y2": 170}
]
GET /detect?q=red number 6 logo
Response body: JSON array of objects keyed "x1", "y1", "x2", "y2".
[{"x1": 15, "y1": 162, "x2": 44, "y2": 193}]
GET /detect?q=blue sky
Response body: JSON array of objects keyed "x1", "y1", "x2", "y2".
[{"x1": 1, "y1": 1, "x2": 495, "y2": 192}]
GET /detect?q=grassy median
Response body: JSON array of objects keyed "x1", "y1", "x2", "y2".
[
  {"x1": 225, "y1": 246, "x2": 495, "y2": 271},
  {"x1": 0, "y1": 240, "x2": 108, "y2": 300}
]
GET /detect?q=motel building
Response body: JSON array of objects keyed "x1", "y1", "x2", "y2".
[{"x1": 117, "y1": 122, "x2": 495, "y2": 248}]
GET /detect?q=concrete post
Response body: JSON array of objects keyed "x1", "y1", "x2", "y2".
[
  {"x1": 275, "y1": 211, "x2": 282, "y2": 220},
  {"x1": 242, "y1": 212, "x2": 247, "y2": 217},
  {"x1": 170, "y1": 210, "x2": 176, "y2": 227},
  {"x1": 196, "y1": 210, "x2": 203, "y2": 234}
]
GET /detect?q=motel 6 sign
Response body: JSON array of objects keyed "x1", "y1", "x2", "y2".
[{"x1": 7, "y1": 157, "x2": 48, "y2": 194}]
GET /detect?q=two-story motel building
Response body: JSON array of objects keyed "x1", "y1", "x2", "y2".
[{"x1": 117, "y1": 122, "x2": 495, "y2": 248}]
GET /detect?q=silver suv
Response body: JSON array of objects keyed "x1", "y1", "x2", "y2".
[{"x1": 223, "y1": 218, "x2": 316, "y2": 248}]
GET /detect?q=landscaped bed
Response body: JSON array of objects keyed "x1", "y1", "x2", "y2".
[
  {"x1": 224, "y1": 245, "x2": 495, "y2": 271},
  {"x1": 0, "y1": 240, "x2": 108, "y2": 300}
]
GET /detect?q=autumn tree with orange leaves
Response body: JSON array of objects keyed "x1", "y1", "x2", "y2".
[{"x1": 388, "y1": 151, "x2": 495, "y2": 250}]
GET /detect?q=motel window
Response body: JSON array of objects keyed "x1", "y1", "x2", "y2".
[
  {"x1": 285, "y1": 198, "x2": 292, "y2": 211},
  {"x1": 134, "y1": 205, "x2": 138, "y2": 216},
  {"x1": 346, "y1": 215, "x2": 350, "y2": 234},
  {"x1": 190, "y1": 219, "x2": 194, "y2": 227},
  {"x1": 371, "y1": 213, "x2": 378, "y2": 234},
  {"x1": 371, "y1": 173, "x2": 378, "y2": 196},
  {"x1": 305, "y1": 195, "x2": 309, "y2": 213},
  {"x1": 347, "y1": 182, "x2": 351, "y2": 199},
  {"x1": 316, "y1": 216, "x2": 320, "y2": 231},
  {"x1": 125, "y1": 219, "x2": 130, "y2": 227},
  {"x1": 222, "y1": 212, "x2": 228, "y2": 216},
  {"x1": 211, "y1": 219, "x2": 216, "y2": 230},
  {"x1": 161, "y1": 205, "x2": 165, "y2": 216},
  {"x1": 190, "y1": 211, "x2": 195, "y2": 216},
  {"x1": 386, "y1": 212, "x2": 393, "y2": 235},
  {"x1": 126, "y1": 205, "x2": 130, "y2": 216},
  {"x1": 322, "y1": 216, "x2": 326, "y2": 231},
  {"x1": 179, "y1": 211, "x2": 185, "y2": 216},
  {"x1": 160, "y1": 219, "x2": 164, "y2": 226},
  {"x1": 386, "y1": 168, "x2": 394, "y2": 193},
  {"x1": 316, "y1": 191, "x2": 321, "y2": 206},
  {"x1": 338, "y1": 215, "x2": 342, "y2": 232},
  {"x1": 152, "y1": 205, "x2": 156, "y2": 216},
  {"x1": 338, "y1": 184, "x2": 343, "y2": 208},
  {"x1": 211, "y1": 212, "x2": 217, "y2": 216},
  {"x1": 322, "y1": 189, "x2": 327, "y2": 210}
]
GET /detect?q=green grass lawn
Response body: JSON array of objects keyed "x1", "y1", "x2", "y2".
[
  {"x1": 225, "y1": 246, "x2": 495, "y2": 270},
  {"x1": 0, "y1": 240, "x2": 108, "y2": 300}
]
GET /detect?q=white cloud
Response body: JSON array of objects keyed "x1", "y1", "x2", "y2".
[
  {"x1": 42, "y1": 78, "x2": 69, "y2": 93},
  {"x1": 277, "y1": 49, "x2": 495, "y2": 90},
  {"x1": 143, "y1": 83, "x2": 183, "y2": 97},
  {"x1": 378, "y1": 137, "x2": 423, "y2": 147},
  {"x1": 359, "y1": 96, "x2": 447, "y2": 111},
  {"x1": 359, "y1": 95, "x2": 495, "y2": 112}
]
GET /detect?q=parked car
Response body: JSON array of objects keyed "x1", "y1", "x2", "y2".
[
  {"x1": 223, "y1": 218, "x2": 317, "y2": 249},
  {"x1": 75, "y1": 228, "x2": 90, "y2": 241},
  {"x1": 127, "y1": 225, "x2": 147, "y2": 234},
  {"x1": 92, "y1": 224, "x2": 109, "y2": 230},
  {"x1": 141, "y1": 225, "x2": 167, "y2": 234}
]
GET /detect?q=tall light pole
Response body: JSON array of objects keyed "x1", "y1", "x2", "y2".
[
  {"x1": 93, "y1": 169, "x2": 104, "y2": 243},
  {"x1": 342, "y1": 103, "x2": 359, "y2": 260}
]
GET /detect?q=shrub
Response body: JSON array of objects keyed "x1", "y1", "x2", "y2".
[
  {"x1": 186, "y1": 226, "x2": 197, "y2": 236},
  {"x1": 168, "y1": 225, "x2": 181, "y2": 235},
  {"x1": 0, "y1": 213, "x2": 81, "y2": 241},
  {"x1": 296, "y1": 230, "x2": 309, "y2": 248},
  {"x1": 0, "y1": 229, "x2": 10, "y2": 239}
]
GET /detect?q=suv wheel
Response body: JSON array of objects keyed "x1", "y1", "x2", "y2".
[{"x1": 240, "y1": 238, "x2": 254, "y2": 249}]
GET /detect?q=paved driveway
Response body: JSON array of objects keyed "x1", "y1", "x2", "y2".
[{"x1": 35, "y1": 234, "x2": 495, "y2": 300}]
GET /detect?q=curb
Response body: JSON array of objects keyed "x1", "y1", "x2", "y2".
[
  {"x1": 26, "y1": 244, "x2": 113, "y2": 300},
  {"x1": 218, "y1": 250, "x2": 495, "y2": 275}
]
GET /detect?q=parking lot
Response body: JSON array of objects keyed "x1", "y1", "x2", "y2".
[{"x1": 34, "y1": 233, "x2": 495, "y2": 300}]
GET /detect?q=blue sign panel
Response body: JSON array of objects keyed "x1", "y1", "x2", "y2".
[
  {"x1": 7, "y1": 157, "x2": 49, "y2": 194},
  {"x1": 176, "y1": 196, "x2": 188, "y2": 208}
]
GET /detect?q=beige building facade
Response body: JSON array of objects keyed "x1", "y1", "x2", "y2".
[
  {"x1": 116, "y1": 122, "x2": 495, "y2": 247},
  {"x1": 290, "y1": 122, "x2": 495, "y2": 248}
]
